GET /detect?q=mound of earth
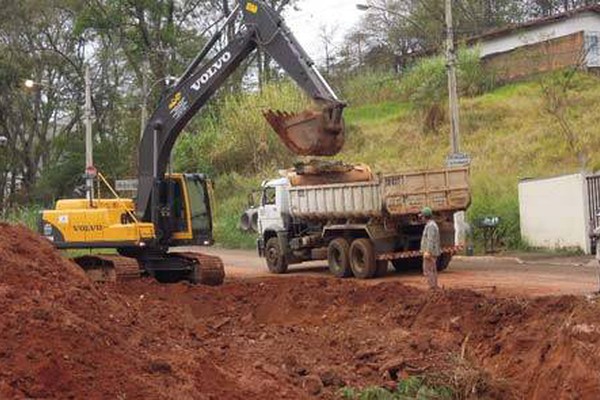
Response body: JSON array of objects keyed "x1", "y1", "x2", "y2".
[
  {"x1": 119, "y1": 278, "x2": 600, "y2": 399},
  {"x1": 0, "y1": 224, "x2": 284, "y2": 399},
  {"x1": 1, "y1": 223, "x2": 600, "y2": 399}
]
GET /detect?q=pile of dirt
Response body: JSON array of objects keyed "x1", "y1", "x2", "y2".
[
  {"x1": 2, "y1": 223, "x2": 600, "y2": 399},
  {"x1": 0, "y1": 224, "x2": 282, "y2": 399},
  {"x1": 120, "y1": 278, "x2": 600, "y2": 399}
]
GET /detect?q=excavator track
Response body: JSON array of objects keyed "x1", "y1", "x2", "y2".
[
  {"x1": 72, "y1": 252, "x2": 225, "y2": 286},
  {"x1": 72, "y1": 255, "x2": 141, "y2": 283},
  {"x1": 178, "y1": 252, "x2": 225, "y2": 286}
]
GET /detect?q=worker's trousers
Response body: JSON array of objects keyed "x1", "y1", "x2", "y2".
[{"x1": 422, "y1": 257, "x2": 438, "y2": 289}]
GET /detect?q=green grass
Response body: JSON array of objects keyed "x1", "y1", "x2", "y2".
[
  {"x1": 339, "y1": 377, "x2": 453, "y2": 400},
  {"x1": 345, "y1": 101, "x2": 409, "y2": 123},
  {"x1": 212, "y1": 172, "x2": 265, "y2": 249},
  {"x1": 1, "y1": 206, "x2": 41, "y2": 231}
]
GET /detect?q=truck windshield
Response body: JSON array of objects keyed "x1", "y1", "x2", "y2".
[{"x1": 262, "y1": 187, "x2": 276, "y2": 205}]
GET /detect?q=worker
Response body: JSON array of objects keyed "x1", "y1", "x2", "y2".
[{"x1": 420, "y1": 206, "x2": 441, "y2": 290}]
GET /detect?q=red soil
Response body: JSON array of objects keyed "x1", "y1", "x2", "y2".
[{"x1": 1, "y1": 223, "x2": 599, "y2": 399}]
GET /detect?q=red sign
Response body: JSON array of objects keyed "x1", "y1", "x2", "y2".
[{"x1": 85, "y1": 165, "x2": 97, "y2": 177}]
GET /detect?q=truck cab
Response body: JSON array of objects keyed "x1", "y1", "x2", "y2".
[{"x1": 257, "y1": 178, "x2": 290, "y2": 236}]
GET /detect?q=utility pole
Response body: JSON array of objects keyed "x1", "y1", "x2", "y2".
[
  {"x1": 446, "y1": 0, "x2": 460, "y2": 155},
  {"x1": 84, "y1": 65, "x2": 95, "y2": 201}
]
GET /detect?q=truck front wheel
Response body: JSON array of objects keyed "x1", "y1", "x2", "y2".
[
  {"x1": 265, "y1": 237, "x2": 288, "y2": 274},
  {"x1": 349, "y1": 238, "x2": 377, "y2": 279},
  {"x1": 327, "y1": 238, "x2": 352, "y2": 278}
]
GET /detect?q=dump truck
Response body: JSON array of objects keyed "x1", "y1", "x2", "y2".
[{"x1": 256, "y1": 164, "x2": 470, "y2": 278}]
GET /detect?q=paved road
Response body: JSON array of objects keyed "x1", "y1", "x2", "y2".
[{"x1": 190, "y1": 247, "x2": 600, "y2": 297}]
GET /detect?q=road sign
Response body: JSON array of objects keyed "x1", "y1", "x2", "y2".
[
  {"x1": 85, "y1": 165, "x2": 98, "y2": 177},
  {"x1": 115, "y1": 179, "x2": 138, "y2": 192},
  {"x1": 446, "y1": 152, "x2": 471, "y2": 168}
]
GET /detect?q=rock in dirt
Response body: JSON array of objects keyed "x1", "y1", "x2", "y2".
[{"x1": 303, "y1": 374, "x2": 324, "y2": 395}]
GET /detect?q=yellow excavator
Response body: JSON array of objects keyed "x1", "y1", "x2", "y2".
[{"x1": 39, "y1": 1, "x2": 345, "y2": 285}]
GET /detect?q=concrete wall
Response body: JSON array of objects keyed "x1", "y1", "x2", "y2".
[
  {"x1": 519, "y1": 173, "x2": 591, "y2": 253},
  {"x1": 479, "y1": 12, "x2": 600, "y2": 57}
]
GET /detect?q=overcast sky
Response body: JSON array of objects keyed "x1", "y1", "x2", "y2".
[{"x1": 284, "y1": 0, "x2": 364, "y2": 64}]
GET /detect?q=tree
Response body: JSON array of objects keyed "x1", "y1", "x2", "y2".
[{"x1": 0, "y1": 1, "x2": 85, "y2": 207}]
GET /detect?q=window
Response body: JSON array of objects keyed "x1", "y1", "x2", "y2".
[
  {"x1": 585, "y1": 32, "x2": 600, "y2": 67},
  {"x1": 262, "y1": 187, "x2": 276, "y2": 206}
]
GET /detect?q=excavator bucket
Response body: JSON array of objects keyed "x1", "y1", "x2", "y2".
[{"x1": 264, "y1": 107, "x2": 345, "y2": 156}]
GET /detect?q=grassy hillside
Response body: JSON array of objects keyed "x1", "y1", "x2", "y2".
[{"x1": 205, "y1": 72, "x2": 600, "y2": 250}]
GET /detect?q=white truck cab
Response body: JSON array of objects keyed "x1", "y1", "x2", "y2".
[{"x1": 257, "y1": 178, "x2": 290, "y2": 236}]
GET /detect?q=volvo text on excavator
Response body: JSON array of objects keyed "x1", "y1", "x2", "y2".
[{"x1": 39, "y1": 1, "x2": 346, "y2": 285}]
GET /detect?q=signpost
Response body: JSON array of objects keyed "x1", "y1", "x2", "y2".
[{"x1": 446, "y1": 152, "x2": 471, "y2": 168}]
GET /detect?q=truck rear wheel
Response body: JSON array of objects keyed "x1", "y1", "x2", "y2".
[
  {"x1": 349, "y1": 238, "x2": 377, "y2": 279},
  {"x1": 265, "y1": 237, "x2": 288, "y2": 274},
  {"x1": 327, "y1": 238, "x2": 352, "y2": 278}
]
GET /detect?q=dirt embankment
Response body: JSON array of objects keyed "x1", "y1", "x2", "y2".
[{"x1": 1, "y1": 224, "x2": 600, "y2": 399}]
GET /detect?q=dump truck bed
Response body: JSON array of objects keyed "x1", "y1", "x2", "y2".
[{"x1": 288, "y1": 167, "x2": 470, "y2": 219}]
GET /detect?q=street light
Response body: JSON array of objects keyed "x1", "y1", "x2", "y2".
[
  {"x1": 24, "y1": 79, "x2": 39, "y2": 90},
  {"x1": 356, "y1": 3, "x2": 429, "y2": 38}
]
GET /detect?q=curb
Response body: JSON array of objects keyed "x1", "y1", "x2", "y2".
[{"x1": 454, "y1": 255, "x2": 597, "y2": 268}]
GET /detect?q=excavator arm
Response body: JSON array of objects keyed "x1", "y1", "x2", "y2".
[{"x1": 137, "y1": 0, "x2": 345, "y2": 220}]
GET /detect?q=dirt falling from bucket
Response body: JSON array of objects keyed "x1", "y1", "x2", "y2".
[{"x1": 263, "y1": 108, "x2": 345, "y2": 156}]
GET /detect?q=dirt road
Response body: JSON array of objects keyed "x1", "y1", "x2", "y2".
[{"x1": 197, "y1": 247, "x2": 600, "y2": 297}]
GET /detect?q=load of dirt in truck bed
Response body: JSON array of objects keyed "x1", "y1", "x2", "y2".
[{"x1": 1, "y1": 223, "x2": 600, "y2": 399}]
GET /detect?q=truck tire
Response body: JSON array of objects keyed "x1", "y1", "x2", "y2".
[
  {"x1": 375, "y1": 260, "x2": 389, "y2": 277},
  {"x1": 436, "y1": 253, "x2": 452, "y2": 272},
  {"x1": 265, "y1": 237, "x2": 288, "y2": 274},
  {"x1": 327, "y1": 238, "x2": 352, "y2": 278},
  {"x1": 349, "y1": 238, "x2": 377, "y2": 279}
]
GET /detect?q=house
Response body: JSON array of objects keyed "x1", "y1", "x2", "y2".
[{"x1": 469, "y1": 5, "x2": 600, "y2": 81}]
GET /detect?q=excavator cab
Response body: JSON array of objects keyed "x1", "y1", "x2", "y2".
[{"x1": 157, "y1": 173, "x2": 214, "y2": 247}]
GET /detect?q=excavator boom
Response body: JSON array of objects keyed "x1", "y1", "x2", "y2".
[{"x1": 137, "y1": 0, "x2": 346, "y2": 220}]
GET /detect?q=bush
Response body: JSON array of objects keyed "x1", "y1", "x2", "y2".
[
  {"x1": 1, "y1": 205, "x2": 41, "y2": 231},
  {"x1": 467, "y1": 176, "x2": 525, "y2": 251},
  {"x1": 399, "y1": 48, "x2": 493, "y2": 132},
  {"x1": 211, "y1": 172, "x2": 266, "y2": 249}
]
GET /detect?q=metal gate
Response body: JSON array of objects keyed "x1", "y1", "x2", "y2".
[{"x1": 586, "y1": 175, "x2": 600, "y2": 246}]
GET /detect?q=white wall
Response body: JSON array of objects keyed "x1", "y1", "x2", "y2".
[
  {"x1": 519, "y1": 173, "x2": 591, "y2": 253},
  {"x1": 479, "y1": 12, "x2": 600, "y2": 57}
]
